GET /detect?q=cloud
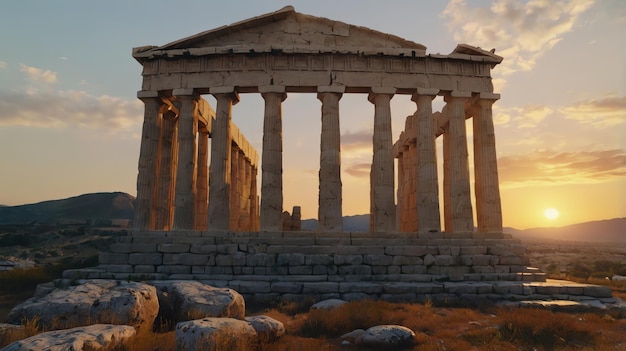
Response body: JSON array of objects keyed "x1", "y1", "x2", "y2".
[
  {"x1": 498, "y1": 149, "x2": 626, "y2": 187},
  {"x1": 561, "y1": 95, "x2": 626, "y2": 127},
  {"x1": 20, "y1": 64, "x2": 57, "y2": 84},
  {"x1": 0, "y1": 61, "x2": 6, "y2": 70},
  {"x1": 344, "y1": 162, "x2": 371, "y2": 178},
  {"x1": 0, "y1": 88, "x2": 143, "y2": 134},
  {"x1": 496, "y1": 104, "x2": 553, "y2": 128},
  {"x1": 442, "y1": 0, "x2": 595, "y2": 75},
  {"x1": 341, "y1": 129, "x2": 372, "y2": 151}
]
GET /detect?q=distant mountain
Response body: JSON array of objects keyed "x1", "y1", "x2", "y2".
[
  {"x1": 0, "y1": 192, "x2": 135, "y2": 225},
  {"x1": 507, "y1": 218, "x2": 625, "y2": 243},
  {"x1": 302, "y1": 214, "x2": 370, "y2": 232}
]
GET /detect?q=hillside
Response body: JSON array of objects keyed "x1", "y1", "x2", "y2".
[
  {"x1": 0, "y1": 192, "x2": 135, "y2": 225},
  {"x1": 508, "y1": 218, "x2": 626, "y2": 243}
]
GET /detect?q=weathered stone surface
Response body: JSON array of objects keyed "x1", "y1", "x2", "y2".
[
  {"x1": 0, "y1": 324, "x2": 135, "y2": 351},
  {"x1": 7, "y1": 280, "x2": 157, "y2": 331},
  {"x1": 310, "y1": 298, "x2": 347, "y2": 310},
  {"x1": 361, "y1": 325, "x2": 416, "y2": 347},
  {"x1": 176, "y1": 318, "x2": 257, "y2": 351},
  {"x1": 245, "y1": 315, "x2": 285, "y2": 341},
  {"x1": 150, "y1": 280, "x2": 245, "y2": 322}
]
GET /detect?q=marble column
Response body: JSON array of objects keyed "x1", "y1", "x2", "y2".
[
  {"x1": 155, "y1": 107, "x2": 178, "y2": 230},
  {"x1": 172, "y1": 89, "x2": 198, "y2": 230},
  {"x1": 317, "y1": 86, "x2": 344, "y2": 232},
  {"x1": 208, "y1": 87, "x2": 239, "y2": 231},
  {"x1": 195, "y1": 129, "x2": 209, "y2": 230},
  {"x1": 134, "y1": 91, "x2": 162, "y2": 231},
  {"x1": 412, "y1": 88, "x2": 441, "y2": 232},
  {"x1": 368, "y1": 87, "x2": 396, "y2": 232},
  {"x1": 443, "y1": 91, "x2": 474, "y2": 233},
  {"x1": 472, "y1": 92, "x2": 503, "y2": 232},
  {"x1": 250, "y1": 166, "x2": 260, "y2": 231},
  {"x1": 240, "y1": 158, "x2": 252, "y2": 230},
  {"x1": 407, "y1": 142, "x2": 418, "y2": 232},
  {"x1": 259, "y1": 85, "x2": 287, "y2": 231},
  {"x1": 397, "y1": 145, "x2": 408, "y2": 231},
  {"x1": 229, "y1": 144, "x2": 241, "y2": 231}
]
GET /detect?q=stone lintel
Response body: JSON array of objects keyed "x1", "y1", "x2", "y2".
[
  {"x1": 137, "y1": 90, "x2": 159, "y2": 99},
  {"x1": 448, "y1": 90, "x2": 473, "y2": 99},
  {"x1": 317, "y1": 85, "x2": 346, "y2": 94},
  {"x1": 258, "y1": 85, "x2": 286, "y2": 94},
  {"x1": 369, "y1": 87, "x2": 396, "y2": 95},
  {"x1": 172, "y1": 88, "x2": 196, "y2": 96},
  {"x1": 478, "y1": 92, "x2": 501, "y2": 101},
  {"x1": 210, "y1": 87, "x2": 240, "y2": 105}
]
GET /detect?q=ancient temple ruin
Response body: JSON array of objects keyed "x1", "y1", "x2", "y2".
[{"x1": 81, "y1": 6, "x2": 553, "y2": 302}]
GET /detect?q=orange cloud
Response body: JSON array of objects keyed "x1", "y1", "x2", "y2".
[
  {"x1": 344, "y1": 162, "x2": 371, "y2": 178},
  {"x1": 498, "y1": 149, "x2": 626, "y2": 187},
  {"x1": 20, "y1": 64, "x2": 57, "y2": 84},
  {"x1": 561, "y1": 95, "x2": 626, "y2": 127}
]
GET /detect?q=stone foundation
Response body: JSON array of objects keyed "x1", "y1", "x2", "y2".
[{"x1": 62, "y1": 231, "x2": 558, "y2": 302}]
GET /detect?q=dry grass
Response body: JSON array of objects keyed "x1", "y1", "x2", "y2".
[{"x1": 2, "y1": 299, "x2": 625, "y2": 350}]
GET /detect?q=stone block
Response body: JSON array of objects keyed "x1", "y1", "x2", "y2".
[
  {"x1": 99, "y1": 252, "x2": 129, "y2": 265},
  {"x1": 289, "y1": 266, "x2": 313, "y2": 275},
  {"x1": 387, "y1": 265, "x2": 401, "y2": 274},
  {"x1": 437, "y1": 246, "x2": 451, "y2": 255},
  {"x1": 444, "y1": 283, "x2": 476, "y2": 294},
  {"x1": 382, "y1": 283, "x2": 420, "y2": 294},
  {"x1": 460, "y1": 246, "x2": 487, "y2": 255},
  {"x1": 163, "y1": 253, "x2": 209, "y2": 266},
  {"x1": 380, "y1": 293, "x2": 417, "y2": 303},
  {"x1": 217, "y1": 244, "x2": 239, "y2": 254},
  {"x1": 342, "y1": 293, "x2": 375, "y2": 301},
  {"x1": 450, "y1": 246, "x2": 460, "y2": 256},
  {"x1": 305, "y1": 254, "x2": 334, "y2": 265},
  {"x1": 230, "y1": 281, "x2": 271, "y2": 293},
  {"x1": 338, "y1": 265, "x2": 372, "y2": 275},
  {"x1": 494, "y1": 265, "x2": 510, "y2": 273},
  {"x1": 204, "y1": 266, "x2": 233, "y2": 275},
  {"x1": 190, "y1": 245, "x2": 218, "y2": 254},
  {"x1": 499, "y1": 256, "x2": 523, "y2": 265},
  {"x1": 157, "y1": 265, "x2": 191, "y2": 274},
  {"x1": 339, "y1": 282, "x2": 383, "y2": 294},
  {"x1": 276, "y1": 253, "x2": 305, "y2": 266},
  {"x1": 104, "y1": 264, "x2": 133, "y2": 273},
  {"x1": 423, "y1": 254, "x2": 435, "y2": 266},
  {"x1": 128, "y1": 253, "x2": 162, "y2": 265},
  {"x1": 271, "y1": 282, "x2": 302, "y2": 293},
  {"x1": 384, "y1": 246, "x2": 428, "y2": 256},
  {"x1": 303, "y1": 282, "x2": 339, "y2": 294},
  {"x1": 401, "y1": 265, "x2": 428, "y2": 274},
  {"x1": 392, "y1": 256, "x2": 424, "y2": 265},
  {"x1": 158, "y1": 243, "x2": 190, "y2": 253},
  {"x1": 488, "y1": 246, "x2": 513, "y2": 256},
  {"x1": 109, "y1": 243, "x2": 134, "y2": 253},
  {"x1": 233, "y1": 267, "x2": 254, "y2": 275},
  {"x1": 334, "y1": 255, "x2": 363, "y2": 265},
  {"x1": 472, "y1": 265, "x2": 495, "y2": 274},
  {"x1": 363, "y1": 254, "x2": 393, "y2": 266},
  {"x1": 247, "y1": 253, "x2": 275, "y2": 267},
  {"x1": 583, "y1": 286, "x2": 612, "y2": 298},
  {"x1": 371, "y1": 266, "x2": 387, "y2": 275},
  {"x1": 134, "y1": 265, "x2": 155, "y2": 273},
  {"x1": 435, "y1": 255, "x2": 454, "y2": 266}
]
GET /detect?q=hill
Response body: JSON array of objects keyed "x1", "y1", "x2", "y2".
[
  {"x1": 507, "y1": 218, "x2": 625, "y2": 243},
  {"x1": 0, "y1": 192, "x2": 135, "y2": 225}
]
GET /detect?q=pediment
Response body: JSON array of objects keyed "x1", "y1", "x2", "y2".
[{"x1": 133, "y1": 6, "x2": 428, "y2": 60}]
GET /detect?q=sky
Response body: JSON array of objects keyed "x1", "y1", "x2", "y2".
[{"x1": 0, "y1": 0, "x2": 624, "y2": 230}]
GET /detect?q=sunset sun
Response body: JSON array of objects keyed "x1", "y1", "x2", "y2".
[{"x1": 544, "y1": 208, "x2": 559, "y2": 220}]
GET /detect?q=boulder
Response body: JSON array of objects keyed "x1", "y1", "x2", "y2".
[
  {"x1": 361, "y1": 325, "x2": 415, "y2": 347},
  {"x1": 176, "y1": 318, "x2": 257, "y2": 351},
  {"x1": 7, "y1": 280, "x2": 158, "y2": 331},
  {"x1": 149, "y1": 280, "x2": 245, "y2": 322},
  {"x1": 0, "y1": 324, "x2": 135, "y2": 351},
  {"x1": 245, "y1": 315, "x2": 285, "y2": 341},
  {"x1": 310, "y1": 298, "x2": 347, "y2": 310},
  {"x1": 340, "y1": 328, "x2": 365, "y2": 345}
]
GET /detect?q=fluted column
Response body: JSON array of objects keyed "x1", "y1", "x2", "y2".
[
  {"x1": 240, "y1": 158, "x2": 252, "y2": 230},
  {"x1": 134, "y1": 91, "x2": 162, "y2": 231},
  {"x1": 412, "y1": 88, "x2": 441, "y2": 232},
  {"x1": 407, "y1": 142, "x2": 418, "y2": 232},
  {"x1": 317, "y1": 86, "x2": 344, "y2": 232},
  {"x1": 155, "y1": 109, "x2": 178, "y2": 230},
  {"x1": 396, "y1": 146, "x2": 406, "y2": 231},
  {"x1": 208, "y1": 87, "x2": 239, "y2": 230},
  {"x1": 172, "y1": 89, "x2": 198, "y2": 230},
  {"x1": 250, "y1": 166, "x2": 260, "y2": 231},
  {"x1": 472, "y1": 92, "x2": 503, "y2": 232},
  {"x1": 443, "y1": 91, "x2": 474, "y2": 232},
  {"x1": 368, "y1": 87, "x2": 396, "y2": 232},
  {"x1": 259, "y1": 85, "x2": 287, "y2": 231},
  {"x1": 195, "y1": 129, "x2": 209, "y2": 230},
  {"x1": 229, "y1": 144, "x2": 241, "y2": 230}
]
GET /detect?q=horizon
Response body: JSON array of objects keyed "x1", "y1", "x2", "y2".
[{"x1": 0, "y1": 1, "x2": 624, "y2": 231}]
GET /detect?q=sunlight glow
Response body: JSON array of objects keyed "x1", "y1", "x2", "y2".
[{"x1": 544, "y1": 208, "x2": 559, "y2": 220}]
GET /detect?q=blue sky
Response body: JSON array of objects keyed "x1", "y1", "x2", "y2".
[{"x1": 0, "y1": 0, "x2": 624, "y2": 229}]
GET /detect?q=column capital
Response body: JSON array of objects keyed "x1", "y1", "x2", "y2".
[
  {"x1": 411, "y1": 88, "x2": 439, "y2": 101},
  {"x1": 478, "y1": 92, "x2": 501, "y2": 101},
  {"x1": 211, "y1": 87, "x2": 240, "y2": 105},
  {"x1": 259, "y1": 85, "x2": 287, "y2": 101},
  {"x1": 444, "y1": 90, "x2": 472, "y2": 101},
  {"x1": 317, "y1": 85, "x2": 345, "y2": 94},
  {"x1": 368, "y1": 87, "x2": 395, "y2": 104},
  {"x1": 137, "y1": 90, "x2": 159, "y2": 100},
  {"x1": 172, "y1": 88, "x2": 197, "y2": 97}
]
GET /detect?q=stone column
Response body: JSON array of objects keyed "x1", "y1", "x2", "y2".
[
  {"x1": 472, "y1": 92, "x2": 503, "y2": 232},
  {"x1": 239, "y1": 154, "x2": 251, "y2": 230},
  {"x1": 195, "y1": 129, "x2": 209, "y2": 230},
  {"x1": 208, "y1": 87, "x2": 239, "y2": 231},
  {"x1": 229, "y1": 144, "x2": 241, "y2": 231},
  {"x1": 443, "y1": 91, "x2": 474, "y2": 232},
  {"x1": 407, "y1": 142, "x2": 418, "y2": 232},
  {"x1": 155, "y1": 108, "x2": 178, "y2": 230},
  {"x1": 134, "y1": 91, "x2": 162, "y2": 231},
  {"x1": 368, "y1": 87, "x2": 396, "y2": 232},
  {"x1": 172, "y1": 89, "x2": 198, "y2": 230},
  {"x1": 317, "y1": 86, "x2": 345, "y2": 232},
  {"x1": 412, "y1": 88, "x2": 441, "y2": 232},
  {"x1": 250, "y1": 166, "x2": 260, "y2": 231},
  {"x1": 397, "y1": 145, "x2": 408, "y2": 231},
  {"x1": 259, "y1": 85, "x2": 287, "y2": 231}
]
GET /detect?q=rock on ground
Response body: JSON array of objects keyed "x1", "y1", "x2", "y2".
[
  {"x1": 361, "y1": 325, "x2": 416, "y2": 347},
  {"x1": 149, "y1": 280, "x2": 245, "y2": 322},
  {"x1": 176, "y1": 317, "x2": 257, "y2": 351},
  {"x1": 7, "y1": 280, "x2": 158, "y2": 331},
  {"x1": 310, "y1": 298, "x2": 347, "y2": 310},
  {"x1": 0, "y1": 324, "x2": 135, "y2": 351},
  {"x1": 245, "y1": 315, "x2": 285, "y2": 341}
]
